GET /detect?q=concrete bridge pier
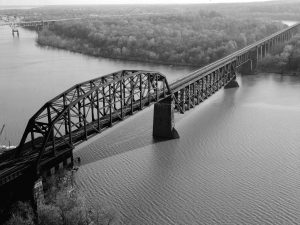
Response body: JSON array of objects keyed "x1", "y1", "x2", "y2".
[
  {"x1": 239, "y1": 50, "x2": 258, "y2": 75},
  {"x1": 224, "y1": 75, "x2": 239, "y2": 89},
  {"x1": 33, "y1": 177, "x2": 44, "y2": 206},
  {"x1": 12, "y1": 29, "x2": 19, "y2": 37},
  {"x1": 153, "y1": 96, "x2": 179, "y2": 139}
]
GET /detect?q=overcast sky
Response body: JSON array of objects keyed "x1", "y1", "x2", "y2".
[{"x1": 0, "y1": 0, "x2": 273, "y2": 6}]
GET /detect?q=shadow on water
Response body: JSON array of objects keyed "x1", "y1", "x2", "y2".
[
  {"x1": 74, "y1": 84, "x2": 240, "y2": 167},
  {"x1": 73, "y1": 106, "x2": 175, "y2": 166}
]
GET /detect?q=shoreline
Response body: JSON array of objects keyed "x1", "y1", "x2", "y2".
[
  {"x1": 36, "y1": 41, "x2": 200, "y2": 69},
  {"x1": 37, "y1": 42, "x2": 300, "y2": 77},
  {"x1": 256, "y1": 70, "x2": 300, "y2": 76}
]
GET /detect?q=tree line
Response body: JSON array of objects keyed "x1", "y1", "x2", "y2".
[
  {"x1": 36, "y1": 12, "x2": 285, "y2": 67},
  {"x1": 258, "y1": 34, "x2": 300, "y2": 74}
]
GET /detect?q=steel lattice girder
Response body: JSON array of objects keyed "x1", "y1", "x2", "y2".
[
  {"x1": 15, "y1": 70, "x2": 171, "y2": 171},
  {"x1": 2, "y1": 23, "x2": 299, "y2": 179},
  {"x1": 172, "y1": 61, "x2": 237, "y2": 113}
]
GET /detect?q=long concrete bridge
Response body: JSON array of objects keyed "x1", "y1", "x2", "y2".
[{"x1": 0, "y1": 22, "x2": 299, "y2": 208}]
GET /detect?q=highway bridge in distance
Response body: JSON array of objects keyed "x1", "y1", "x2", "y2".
[
  {"x1": 0, "y1": 13, "x2": 169, "y2": 36},
  {"x1": 0, "y1": 20, "x2": 299, "y2": 207}
]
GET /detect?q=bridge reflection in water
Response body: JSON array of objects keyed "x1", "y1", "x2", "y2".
[{"x1": 0, "y1": 21, "x2": 299, "y2": 206}]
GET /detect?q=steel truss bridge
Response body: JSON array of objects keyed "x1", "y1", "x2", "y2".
[{"x1": 0, "y1": 23, "x2": 299, "y2": 188}]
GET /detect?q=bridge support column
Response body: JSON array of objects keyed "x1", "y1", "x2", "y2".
[
  {"x1": 224, "y1": 76, "x2": 239, "y2": 89},
  {"x1": 33, "y1": 178, "x2": 44, "y2": 206},
  {"x1": 12, "y1": 29, "x2": 19, "y2": 37},
  {"x1": 239, "y1": 50, "x2": 257, "y2": 75},
  {"x1": 153, "y1": 96, "x2": 179, "y2": 139}
]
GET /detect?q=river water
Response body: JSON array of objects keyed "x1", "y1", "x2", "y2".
[
  {"x1": 0, "y1": 26, "x2": 192, "y2": 145},
  {"x1": 1, "y1": 24, "x2": 300, "y2": 224}
]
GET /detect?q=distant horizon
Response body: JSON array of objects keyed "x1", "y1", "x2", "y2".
[{"x1": 0, "y1": 0, "x2": 277, "y2": 7}]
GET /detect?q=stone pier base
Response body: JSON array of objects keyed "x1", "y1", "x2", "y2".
[
  {"x1": 153, "y1": 97, "x2": 179, "y2": 139},
  {"x1": 239, "y1": 50, "x2": 258, "y2": 75},
  {"x1": 225, "y1": 77, "x2": 239, "y2": 89}
]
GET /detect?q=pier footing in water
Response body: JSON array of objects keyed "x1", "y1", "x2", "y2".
[
  {"x1": 153, "y1": 97, "x2": 179, "y2": 139},
  {"x1": 225, "y1": 77, "x2": 239, "y2": 89}
]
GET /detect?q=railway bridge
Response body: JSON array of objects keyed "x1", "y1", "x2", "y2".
[
  {"x1": 2, "y1": 18, "x2": 82, "y2": 36},
  {"x1": 0, "y1": 22, "x2": 299, "y2": 210}
]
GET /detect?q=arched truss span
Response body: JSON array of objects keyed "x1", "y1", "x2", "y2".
[{"x1": 16, "y1": 70, "x2": 170, "y2": 170}]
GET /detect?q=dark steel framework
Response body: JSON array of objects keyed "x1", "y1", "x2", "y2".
[
  {"x1": 170, "y1": 23, "x2": 299, "y2": 113},
  {"x1": 171, "y1": 60, "x2": 237, "y2": 113},
  {"x1": 0, "y1": 70, "x2": 170, "y2": 185},
  {"x1": 17, "y1": 70, "x2": 170, "y2": 170}
]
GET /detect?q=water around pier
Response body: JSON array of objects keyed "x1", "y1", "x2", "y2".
[
  {"x1": 74, "y1": 73, "x2": 300, "y2": 224},
  {"x1": 1, "y1": 25, "x2": 300, "y2": 224}
]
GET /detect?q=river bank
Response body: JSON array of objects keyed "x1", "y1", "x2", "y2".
[
  {"x1": 0, "y1": 25, "x2": 194, "y2": 145},
  {"x1": 35, "y1": 42, "x2": 198, "y2": 68},
  {"x1": 257, "y1": 34, "x2": 300, "y2": 75},
  {"x1": 35, "y1": 12, "x2": 285, "y2": 67}
]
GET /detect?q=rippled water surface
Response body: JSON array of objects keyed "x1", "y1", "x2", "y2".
[
  {"x1": 73, "y1": 74, "x2": 300, "y2": 224},
  {"x1": 1, "y1": 24, "x2": 300, "y2": 225}
]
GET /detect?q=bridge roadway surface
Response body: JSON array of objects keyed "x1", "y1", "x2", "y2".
[{"x1": 0, "y1": 22, "x2": 299, "y2": 187}]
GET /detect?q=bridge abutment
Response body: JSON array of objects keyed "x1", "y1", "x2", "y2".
[
  {"x1": 153, "y1": 97, "x2": 179, "y2": 139},
  {"x1": 0, "y1": 151, "x2": 74, "y2": 223},
  {"x1": 33, "y1": 177, "x2": 44, "y2": 206},
  {"x1": 0, "y1": 167, "x2": 36, "y2": 223}
]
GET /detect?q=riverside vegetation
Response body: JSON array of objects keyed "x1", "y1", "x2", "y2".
[
  {"x1": 36, "y1": 12, "x2": 285, "y2": 67},
  {"x1": 4, "y1": 171, "x2": 120, "y2": 225},
  {"x1": 3, "y1": 1, "x2": 299, "y2": 67},
  {"x1": 257, "y1": 34, "x2": 300, "y2": 75}
]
